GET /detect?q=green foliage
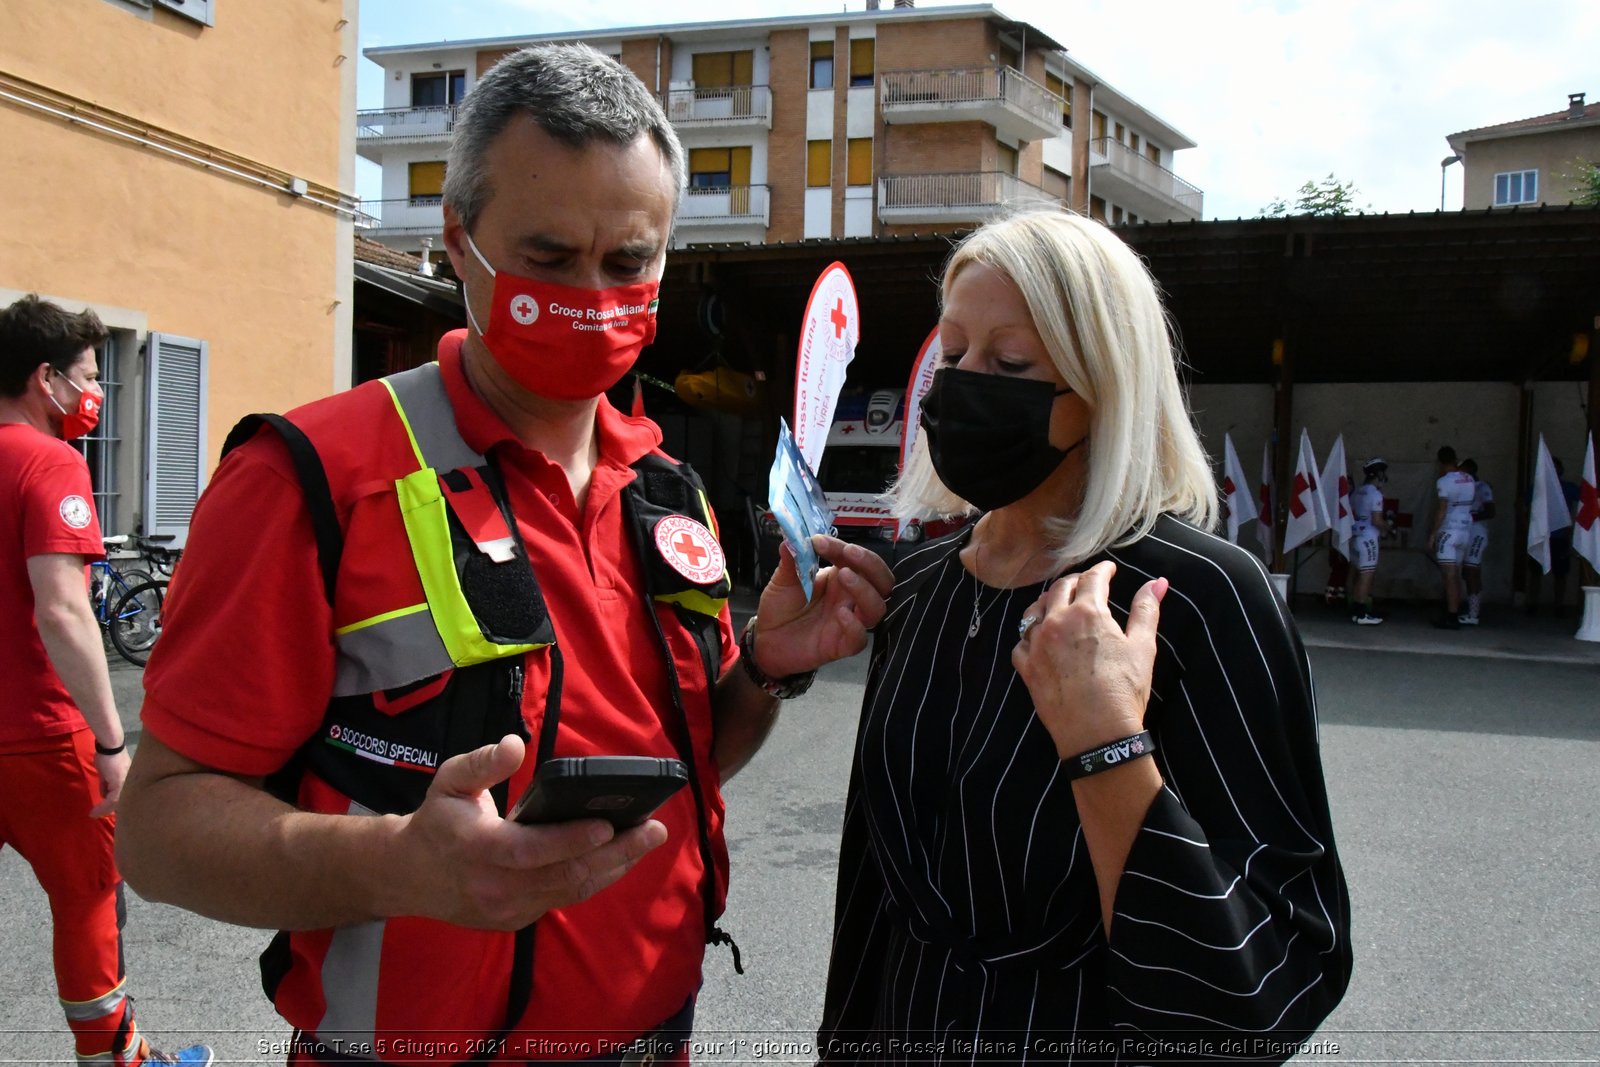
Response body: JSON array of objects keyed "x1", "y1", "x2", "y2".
[
  {"x1": 1564, "y1": 159, "x2": 1600, "y2": 205},
  {"x1": 1258, "y1": 173, "x2": 1370, "y2": 217}
]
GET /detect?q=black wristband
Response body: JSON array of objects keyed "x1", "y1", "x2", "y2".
[
  {"x1": 738, "y1": 617, "x2": 816, "y2": 700},
  {"x1": 1064, "y1": 730, "x2": 1155, "y2": 780},
  {"x1": 94, "y1": 740, "x2": 127, "y2": 756}
]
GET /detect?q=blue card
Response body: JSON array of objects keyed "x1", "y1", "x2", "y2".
[{"x1": 768, "y1": 419, "x2": 835, "y2": 601}]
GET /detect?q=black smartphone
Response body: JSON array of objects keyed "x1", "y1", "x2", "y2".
[{"x1": 508, "y1": 756, "x2": 689, "y2": 828}]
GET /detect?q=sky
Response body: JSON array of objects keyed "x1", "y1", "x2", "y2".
[{"x1": 357, "y1": 0, "x2": 1596, "y2": 220}]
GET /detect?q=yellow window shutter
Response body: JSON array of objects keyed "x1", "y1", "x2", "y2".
[
  {"x1": 807, "y1": 140, "x2": 831, "y2": 188},
  {"x1": 846, "y1": 138, "x2": 872, "y2": 186}
]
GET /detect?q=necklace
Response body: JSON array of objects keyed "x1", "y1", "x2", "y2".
[{"x1": 967, "y1": 522, "x2": 1049, "y2": 638}]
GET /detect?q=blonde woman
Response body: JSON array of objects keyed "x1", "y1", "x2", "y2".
[{"x1": 818, "y1": 210, "x2": 1350, "y2": 1063}]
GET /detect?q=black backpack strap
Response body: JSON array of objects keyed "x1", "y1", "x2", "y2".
[{"x1": 222, "y1": 413, "x2": 343, "y2": 605}]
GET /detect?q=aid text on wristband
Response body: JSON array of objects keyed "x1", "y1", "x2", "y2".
[{"x1": 1064, "y1": 730, "x2": 1155, "y2": 780}]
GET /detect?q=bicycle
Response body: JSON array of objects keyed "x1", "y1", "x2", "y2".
[{"x1": 91, "y1": 536, "x2": 168, "y2": 667}]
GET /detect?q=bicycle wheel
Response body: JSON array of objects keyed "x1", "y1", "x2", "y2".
[{"x1": 109, "y1": 580, "x2": 167, "y2": 667}]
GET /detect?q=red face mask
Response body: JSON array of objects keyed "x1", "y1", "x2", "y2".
[
  {"x1": 50, "y1": 370, "x2": 103, "y2": 441},
  {"x1": 464, "y1": 232, "x2": 659, "y2": 401}
]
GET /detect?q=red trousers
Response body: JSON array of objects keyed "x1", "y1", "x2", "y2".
[{"x1": 0, "y1": 728, "x2": 143, "y2": 1062}]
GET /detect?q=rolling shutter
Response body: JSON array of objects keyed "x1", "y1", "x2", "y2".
[{"x1": 144, "y1": 332, "x2": 209, "y2": 546}]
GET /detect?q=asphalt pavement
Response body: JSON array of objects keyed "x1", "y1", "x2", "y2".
[{"x1": 1, "y1": 599, "x2": 1596, "y2": 1064}]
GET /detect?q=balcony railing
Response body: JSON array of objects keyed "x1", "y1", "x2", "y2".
[
  {"x1": 356, "y1": 105, "x2": 459, "y2": 141},
  {"x1": 880, "y1": 66, "x2": 1062, "y2": 136},
  {"x1": 678, "y1": 184, "x2": 770, "y2": 226},
  {"x1": 878, "y1": 171, "x2": 1053, "y2": 223},
  {"x1": 663, "y1": 85, "x2": 772, "y2": 128},
  {"x1": 1089, "y1": 137, "x2": 1204, "y2": 215},
  {"x1": 354, "y1": 197, "x2": 444, "y2": 236}
]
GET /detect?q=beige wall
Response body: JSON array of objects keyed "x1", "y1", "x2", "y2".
[
  {"x1": 0, "y1": 0, "x2": 357, "y2": 503},
  {"x1": 1462, "y1": 125, "x2": 1600, "y2": 208}
]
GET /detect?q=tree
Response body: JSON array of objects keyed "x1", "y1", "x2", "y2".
[
  {"x1": 1564, "y1": 159, "x2": 1600, "y2": 205},
  {"x1": 1258, "y1": 173, "x2": 1369, "y2": 217}
]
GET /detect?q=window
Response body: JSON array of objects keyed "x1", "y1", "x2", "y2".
[
  {"x1": 412, "y1": 70, "x2": 466, "y2": 109},
  {"x1": 1127, "y1": 212, "x2": 1138, "y2": 224},
  {"x1": 144, "y1": 332, "x2": 209, "y2": 545},
  {"x1": 807, "y1": 140, "x2": 832, "y2": 187},
  {"x1": 1114, "y1": 121, "x2": 1125, "y2": 144},
  {"x1": 689, "y1": 146, "x2": 751, "y2": 189},
  {"x1": 1493, "y1": 169, "x2": 1539, "y2": 206},
  {"x1": 408, "y1": 161, "x2": 446, "y2": 205},
  {"x1": 692, "y1": 50, "x2": 754, "y2": 88},
  {"x1": 1041, "y1": 166, "x2": 1070, "y2": 205},
  {"x1": 1112, "y1": 205, "x2": 1124, "y2": 224},
  {"x1": 1092, "y1": 110, "x2": 1107, "y2": 141},
  {"x1": 849, "y1": 39, "x2": 875, "y2": 87},
  {"x1": 1044, "y1": 72, "x2": 1072, "y2": 128},
  {"x1": 1130, "y1": 132, "x2": 1141, "y2": 153},
  {"x1": 1146, "y1": 143, "x2": 1161, "y2": 166},
  {"x1": 153, "y1": 0, "x2": 213, "y2": 26},
  {"x1": 810, "y1": 41, "x2": 834, "y2": 90},
  {"x1": 1089, "y1": 194, "x2": 1106, "y2": 222},
  {"x1": 846, "y1": 138, "x2": 872, "y2": 186},
  {"x1": 996, "y1": 141, "x2": 1018, "y2": 177},
  {"x1": 76, "y1": 334, "x2": 124, "y2": 532}
]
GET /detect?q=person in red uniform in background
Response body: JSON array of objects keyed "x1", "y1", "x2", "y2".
[
  {"x1": 0, "y1": 295, "x2": 214, "y2": 1067},
  {"x1": 116, "y1": 44, "x2": 893, "y2": 1065}
]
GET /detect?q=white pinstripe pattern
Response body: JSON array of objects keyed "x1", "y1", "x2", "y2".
[{"x1": 819, "y1": 517, "x2": 1351, "y2": 1064}]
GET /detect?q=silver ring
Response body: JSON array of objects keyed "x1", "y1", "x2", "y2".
[{"x1": 1018, "y1": 614, "x2": 1040, "y2": 641}]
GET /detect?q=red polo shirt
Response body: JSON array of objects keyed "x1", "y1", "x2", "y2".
[
  {"x1": 0, "y1": 423, "x2": 105, "y2": 744},
  {"x1": 143, "y1": 333, "x2": 736, "y2": 1057}
]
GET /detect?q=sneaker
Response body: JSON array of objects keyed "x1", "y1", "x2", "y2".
[
  {"x1": 1458, "y1": 614, "x2": 1480, "y2": 626},
  {"x1": 1433, "y1": 612, "x2": 1461, "y2": 630},
  {"x1": 1351, "y1": 612, "x2": 1383, "y2": 625},
  {"x1": 146, "y1": 1045, "x2": 216, "y2": 1066}
]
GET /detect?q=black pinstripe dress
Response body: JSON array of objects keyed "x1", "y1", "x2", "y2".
[{"x1": 818, "y1": 515, "x2": 1351, "y2": 1065}]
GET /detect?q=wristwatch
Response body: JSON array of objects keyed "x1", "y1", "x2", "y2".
[{"x1": 738, "y1": 617, "x2": 816, "y2": 699}]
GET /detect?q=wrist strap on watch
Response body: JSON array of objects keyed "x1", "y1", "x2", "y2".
[
  {"x1": 94, "y1": 739, "x2": 127, "y2": 756},
  {"x1": 738, "y1": 617, "x2": 816, "y2": 700},
  {"x1": 1064, "y1": 730, "x2": 1155, "y2": 781}
]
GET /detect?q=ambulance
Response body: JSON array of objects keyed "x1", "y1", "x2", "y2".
[{"x1": 815, "y1": 389, "x2": 904, "y2": 546}]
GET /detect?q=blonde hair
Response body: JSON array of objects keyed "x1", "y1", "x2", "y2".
[{"x1": 892, "y1": 208, "x2": 1218, "y2": 565}]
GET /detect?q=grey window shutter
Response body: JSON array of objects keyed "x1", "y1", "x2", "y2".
[
  {"x1": 145, "y1": 332, "x2": 209, "y2": 547},
  {"x1": 152, "y1": 0, "x2": 215, "y2": 26}
]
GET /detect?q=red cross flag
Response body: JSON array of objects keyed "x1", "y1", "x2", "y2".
[
  {"x1": 896, "y1": 325, "x2": 942, "y2": 539},
  {"x1": 1220, "y1": 432, "x2": 1254, "y2": 548},
  {"x1": 654, "y1": 515, "x2": 726, "y2": 586},
  {"x1": 1283, "y1": 428, "x2": 1332, "y2": 553},
  {"x1": 791, "y1": 262, "x2": 860, "y2": 475},
  {"x1": 1319, "y1": 433, "x2": 1353, "y2": 560},
  {"x1": 1576, "y1": 433, "x2": 1600, "y2": 575},
  {"x1": 1528, "y1": 434, "x2": 1574, "y2": 575}
]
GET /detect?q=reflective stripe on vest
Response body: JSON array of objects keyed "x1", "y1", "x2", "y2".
[
  {"x1": 314, "y1": 799, "x2": 384, "y2": 1059},
  {"x1": 329, "y1": 363, "x2": 543, "y2": 695}
]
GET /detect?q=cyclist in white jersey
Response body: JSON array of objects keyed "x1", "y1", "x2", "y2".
[
  {"x1": 1349, "y1": 459, "x2": 1391, "y2": 625},
  {"x1": 1428, "y1": 445, "x2": 1475, "y2": 629},
  {"x1": 1459, "y1": 458, "x2": 1494, "y2": 625}
]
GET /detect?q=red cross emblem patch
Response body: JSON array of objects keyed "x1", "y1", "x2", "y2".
[
  {"x1": 509, "y1": 294, "x2": 540, "y2": 326},
  {"x1": 654, "y1": 515, "x2": 725, "y2": 585}
]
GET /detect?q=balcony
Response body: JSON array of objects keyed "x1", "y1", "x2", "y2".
[
  {"x1": 880, "y1": 66, "x2": 1063, "y2": 144},
  {"x1": 664, "y1": 85, "x2": 772, "y2": 130},
  {"x1": 878, "y1": 171, "x2": 1054, "y2": 225},
  {"x1": 1089, "y1": 137, "x2": 1204, "y2": 221},
  {"x1": 355, "y1": 106, "x2": 458, "y2": 160},
  {"x1": 355, "y1": 197, "x2": 444, "y2": 239},
  {"x1": 677, "y1": 184, "x2": 771, "y2": 229}
]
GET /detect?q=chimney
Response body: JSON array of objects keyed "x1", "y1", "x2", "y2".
[
  {"x1": 1569, "y1": 92, "x2": 1587, "y2": 119},
  {"x1": 418, "y1": 237, "x2": 435, "y2": 277},
  {"x1": 866, "y1": 0, "x2": 880, "y2": 8},
  {"x1": 893, "y1": 0, "x2": 914, "y2": 7}
]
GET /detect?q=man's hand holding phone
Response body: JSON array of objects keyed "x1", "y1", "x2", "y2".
[{"x1": 382, "y1": 736, "x2": 668, "y2": 931}]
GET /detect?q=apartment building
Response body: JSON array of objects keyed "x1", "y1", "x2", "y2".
[
  {"x1": 357, "y1": 2, "x2": 1202, "y2": 257},
  {"x1": 0, "y1": 0, "x2": 360, "y2": 543},
  {"x1": 1447, "y1": 92, "x2": 1600, "y2": 210}
]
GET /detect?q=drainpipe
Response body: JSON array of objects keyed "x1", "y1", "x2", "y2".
[{"x1": 655, "y1": 35, "x2": 663, "y2": 95}]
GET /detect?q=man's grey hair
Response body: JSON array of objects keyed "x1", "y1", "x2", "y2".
[{"x1": 444, "y1": 43, "x2": 686, "y2": 231}]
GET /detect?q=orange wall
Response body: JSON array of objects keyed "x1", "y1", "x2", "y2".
[{"x1": 0, "y1": 0, "x2": 357, "y2": 485}]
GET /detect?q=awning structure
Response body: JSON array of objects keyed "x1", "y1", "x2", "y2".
[
  {"x1": 354, "y1": 260, "x2": 463, "y2": 319},
  {"x1": 651, "y1": 205, "x2": 1600, "y2": 390}
]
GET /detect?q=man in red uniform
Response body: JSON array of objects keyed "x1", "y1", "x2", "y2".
[
  {"x1": 117, "y1": 45, "x2": 892, "y2": 1064},
  {"x1": 0, "y1": 295, "x2": 214, "y2": 1066}
]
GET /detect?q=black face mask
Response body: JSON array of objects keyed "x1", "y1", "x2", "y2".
[{"x1": 919, "y1": 367, "x2": 1083, "y2": 512}]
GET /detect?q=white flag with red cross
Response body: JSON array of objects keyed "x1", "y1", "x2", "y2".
[
  {"x1": 897, "y1": 325, "x2": 942, "y2": 540},
  {"x1": 1575, "y1": 434, "x2": 1600, "y2": 575},
  {"x1": 790, "y1": 262, "x2": 860, "y2": 476},
  {"x1": 1257, "y1": 441, "x2": 1276, "y2": 565},
  {"x1": 1319, "y1": 433, "x2": 1353, "y2": 560},
  {"x1": 1283, "y1": 429, "x2": 1332, "y2": 553},
  {"x1": 1221, "y1": 433, "x2": 1253, "y2": 546}
]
